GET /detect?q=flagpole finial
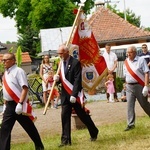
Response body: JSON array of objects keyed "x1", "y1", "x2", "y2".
[{"x1": 79, "y1": 0, "x2": 86, "y2": 6}]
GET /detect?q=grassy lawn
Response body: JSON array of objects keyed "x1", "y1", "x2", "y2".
[{"x1": 11, "y1": 115, "x2": 150, "y2": 150}]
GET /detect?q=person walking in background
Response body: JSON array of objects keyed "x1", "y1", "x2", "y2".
[
  {"x1": 103, "y1": 43, "x2": 119, "y2": 102},
  {"x1": 54, "y1": 44, "x2": 99, "y2": 147},
  {"x1": 139, "y1": 44, "x2": 150, "y2": 69},
  {"x1": 105, "y1": 74, "x2": 115, "y2": 103},
  {"x1": 0, "y1": 53, "x2": 44, "y2": 150},
  {"x1": 123, "y1": 46, "x2": 150, "y2": 131},
  {"x1": 39, "y1": 55, "x2": 53, "y2": 105},
  {"x1": 121, "y1": 83, "x2": 127, "y2": 102}
]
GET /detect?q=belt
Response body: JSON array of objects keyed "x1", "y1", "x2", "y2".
[
  {"x1": 127, "y1": 83, "x2": 139, "y2": 85},
  {"x1": 6, "y1": 101, "x2": 15, "y2": 104}
]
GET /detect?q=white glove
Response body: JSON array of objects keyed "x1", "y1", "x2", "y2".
[
  {"x1": 70, "y1": 96, "x2": 76, "y2": 103},
  {"x1": 2, "y1": 104, "x2": 6, "y2": 113},
  {"x1": 0, "y1": 104, "x2": 6, "y2": 115},
  {"x1": 142, "y1": 86, "x2": 149, "y2": 97},
  {"x1": 53, "y1": 75, "x2": 59, "y2": 82},
  {"x1": 15, "y1": 103, "x2": 23, "y2": 115}
]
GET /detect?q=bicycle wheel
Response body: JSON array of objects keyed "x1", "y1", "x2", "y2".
[
  {"x1": 36, "y1": 84, "x2": 43, "y2": 103},
  {"x1": 0, "y1": 89, "x2": 3, "y2": 105}
]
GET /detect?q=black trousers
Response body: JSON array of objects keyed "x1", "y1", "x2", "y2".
[
  {"x1": 0, "y1": 101, "x2": 44, "y2": 150},
  {"x1": 61, "y1": 102, "x2": 99, "y2": 144}
]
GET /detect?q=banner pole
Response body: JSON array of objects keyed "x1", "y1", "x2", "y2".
[{"x1": 43, "y1": 3, "x2": 85, "y2": 115}]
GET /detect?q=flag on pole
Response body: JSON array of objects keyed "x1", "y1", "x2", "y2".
[{"x1": 71, "y1": 12, "x2": 107, "y2": 90}]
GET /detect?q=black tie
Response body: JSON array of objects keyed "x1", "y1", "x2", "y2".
[{"x1": 64, "y1": 61, "x2": 66, "y2": 72}]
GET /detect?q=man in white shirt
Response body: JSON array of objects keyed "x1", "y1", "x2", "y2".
[{"x1": 103, "y1": 43, "x2": 119, "y2": 102}]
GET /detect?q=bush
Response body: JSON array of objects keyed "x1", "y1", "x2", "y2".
[{"x1": 116, "y1": 77, "x2": 123, "y2": 92}]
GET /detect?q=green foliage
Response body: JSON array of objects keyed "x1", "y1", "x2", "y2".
[
  {"x1": 144, "y1": 27, "x2": 150, "y2": 32},
  {"x1": 108, "y1": 4, "x2": 141, "y2": 27},
  {"x1": 0, "y1": 63, "x2": 4, "y2": 74},
  {"x1": 16, "y1": 46, "x2": 22, "y2": 67},
  {"x1": 17, "y1": 26, "x2": 39, "y2": 56},
  {"x1": 8, "y1": 47, "x2": 15, "y2": 53},
  {"x1": 0, "y1": 0, "x2": 94, "y2": 57},
  {"x1": 50, "y1": 57, "x2": 61, "y2": 73},
  {"x1": 116, "y1": 77, "x2": 123, "y2": 92}
]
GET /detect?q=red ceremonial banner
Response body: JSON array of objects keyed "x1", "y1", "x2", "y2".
[{"x1": 71, "y1": 13, "x2": 108, "y2": 90}]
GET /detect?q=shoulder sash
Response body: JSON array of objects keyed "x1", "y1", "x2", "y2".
[
  {"x1": 124, "y1": 59, "x2": 144, "y2": 86},
  {"x1": 60, "y1": 61, "x2": 84, "y2": 105},
  {"x1": 3, "y1": 72, "x2": 36, "y2": 121}
]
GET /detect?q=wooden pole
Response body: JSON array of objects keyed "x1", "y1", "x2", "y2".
[{"x1": 43, "y1": 4, "x2": 83, "y2": 115}]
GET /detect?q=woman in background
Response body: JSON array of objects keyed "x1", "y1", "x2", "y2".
[{"x1": 39, "y1": 55, "x2": 53, "y2": 105}]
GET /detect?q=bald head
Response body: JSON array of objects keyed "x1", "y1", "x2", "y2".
[{"x1": 57, "y1": 44, "x2": 69, "y2": 60}]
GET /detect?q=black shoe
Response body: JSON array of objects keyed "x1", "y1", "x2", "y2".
[
  {"x1": 124, "y1": 125, "x2": 135, "y2": 131},
  {"x1": 90, "y1": 129, "x2": 99, "y2": 141},
  {"x1": 58, "y1": 143, "x2": 71, "y2": 147},
  {"x1": 90, "y1": 137, "x2": 97, "y2": 141},
  {"x1": 35, "y1": 147, "x2": 44, "y2": 150}
]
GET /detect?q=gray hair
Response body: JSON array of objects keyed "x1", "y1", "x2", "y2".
[
  {"x1": 127, "y1": 45, "x2": 137, "y2": 53},
  {"x1": 59, "y1": 44, "x2": 69, "y2": 52}
]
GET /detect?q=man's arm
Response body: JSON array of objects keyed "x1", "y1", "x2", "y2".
[
  {"x1": 19, "y1": 85, "x2": 28, "y2": 104},
  {"x1": 109, "y1": 60, "x2": 117, "y2": 74},
  {"x1": 144, "y1": 72, "x2": 149, "y2": 86}
]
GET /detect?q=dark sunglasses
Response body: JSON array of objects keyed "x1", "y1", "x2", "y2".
[
  {"x1": 142, "y1": 46, "x2": 147, "y2": 49},
  {"x1": 1, "y1": 58, "x2": 13, "y2": 62}
]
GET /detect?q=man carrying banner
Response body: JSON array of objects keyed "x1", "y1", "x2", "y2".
[
  {"x1": 123, "y1": 46, "x2": 150, "y2": 131},
  {"x1": 54, "y1": 44, "x2": 99, "y2": 147},
  {"x1": 0, "y1": 53, "x2": 44, "y2": 150}
]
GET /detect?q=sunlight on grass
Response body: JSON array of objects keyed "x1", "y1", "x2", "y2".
[{"x1": 11, "y1": 116, "x2": 150, "y2": 150}]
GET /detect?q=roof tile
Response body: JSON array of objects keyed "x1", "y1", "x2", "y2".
[
  {"x1": 88, "y1": 7, "x2": 150, "y2": 43},
  {"x1": 0, "y1": 52, "x2": 32, "y2": 63}
]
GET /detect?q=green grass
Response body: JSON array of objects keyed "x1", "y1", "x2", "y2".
[{"x1": 11, "y1": 115, "x2": 150, "y2": 150}]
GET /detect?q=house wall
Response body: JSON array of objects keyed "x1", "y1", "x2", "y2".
[{"x1": 21, "y1": 63, "x2": 32, "y2": 74}]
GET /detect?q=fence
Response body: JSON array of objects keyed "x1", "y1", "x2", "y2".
[{"x1": 116, "y1": 61, "x2": 124, "y2": 79}]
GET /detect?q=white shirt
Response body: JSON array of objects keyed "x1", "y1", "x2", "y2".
[
  {"x1": 123, "y1": 56, "x2": 149, "y2": 83},
  {"x1": 3, "y1": 64, "x2": 28, "y2": 101},
  {"x1": 103, "y1": 51, "x2": 118, "y2": 72}
]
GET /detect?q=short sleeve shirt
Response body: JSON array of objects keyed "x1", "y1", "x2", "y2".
[
  {"x1": 123, "y1": 56, "x2": 149, "y2": 83},
  {"x1": 3, "y1": 64, "x2": 28, "y2": 101},
  {"x1": 103, "y1": 51, "x2": 118, "y2": 72}
]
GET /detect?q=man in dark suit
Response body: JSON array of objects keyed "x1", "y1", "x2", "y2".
[{"x1": 54, "y1": 44, "x2": 99, "y2": 147}]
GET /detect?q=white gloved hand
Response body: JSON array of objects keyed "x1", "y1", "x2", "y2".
[
  {"x1": 70, "y1": 96, "x2": 76, "y2": 103},
  {"x1": 0, "y1": 104, "x2": 6, "y2": 115},
  {"x1": 15, "y1": 103, "x2": 23, "y2": 115},
  {"x1": 142, "y1": 86, "x2": 149, "y2": 97},
  {"x1": 53, "y1": 75, "x2": 59, "y2": 82},
  {"x1": 2, "y1": 104, "x2": 6, "y2": 112}
]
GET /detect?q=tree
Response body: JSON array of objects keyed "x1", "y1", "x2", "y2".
[
  {"x1": 0, "y1": 0, "x2": 94, "y2": 56},
  {"x1": 144, "y1": 27, "x2": 150, "y2": 32},
  {"x1": 17, "y1": 26, "x2": 39, "y2": 56},
  {"x1": 108, "y1": 4, "x2": 141, "y2": 27}
]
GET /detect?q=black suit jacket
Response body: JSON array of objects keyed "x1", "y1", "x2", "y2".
[{"x1": 60, "y1": 56, "x2": 82, "y2": 105}]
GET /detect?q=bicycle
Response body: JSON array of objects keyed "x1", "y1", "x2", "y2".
[
  {"x1": 0, "y1": 85, "x2": 3, "y2": 105},
  {"x1": 28, "y1": 78, "x2": 43, "y2": 105}
]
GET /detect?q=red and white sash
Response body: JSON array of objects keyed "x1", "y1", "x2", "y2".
[
  {"x1": 60, "y1": 61, "x2": 84, "y2": 105},
  {"x1": 124, "y1": 59, "x2": 145, "y2": 86},
  {"x1": 3, "y1": 72, "x2": 36, "y2": 122}
]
